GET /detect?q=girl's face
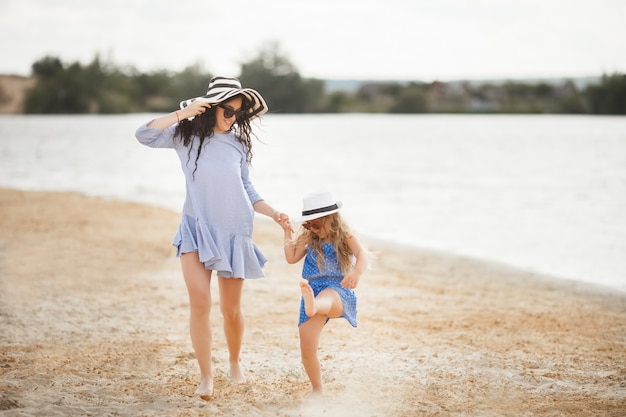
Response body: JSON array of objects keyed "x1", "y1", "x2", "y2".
[
  {"x1": 303, "y1": 217, "x2": 329, "y2": 239},
  {"x1": 214, "y1": 96, "x2": 243, "y2": 134}
]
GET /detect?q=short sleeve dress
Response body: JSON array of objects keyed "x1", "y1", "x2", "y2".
[
  {"x1": 135, "y1": 123, "x2": 267, "y2": 279},
  {"x1": 299, "y1": 243, "x2": 357, "y2": 327}
]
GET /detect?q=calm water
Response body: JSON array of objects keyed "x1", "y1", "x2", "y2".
[{"x1": 1, "y1": 114, "x2": 625, "y2": 291}]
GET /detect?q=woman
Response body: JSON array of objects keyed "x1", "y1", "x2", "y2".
[{"x1": 135, "y1": 76, "x2": 289, "y2": 398}]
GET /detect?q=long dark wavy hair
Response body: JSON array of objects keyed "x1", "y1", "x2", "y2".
[{"x1": 173, "y1": 94, "x2": 255, "y2": 178}]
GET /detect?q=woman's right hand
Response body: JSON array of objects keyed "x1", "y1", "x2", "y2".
[
  {"x1": 180, "y1": 100, "x2": 212, "y2": 120},
  {"x1": 147, "y1": 101, "x2": 213, "y2": 130}
]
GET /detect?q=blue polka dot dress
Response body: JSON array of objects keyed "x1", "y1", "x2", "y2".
[{"x1": 298, "y1": 243, "x2": 358, "y2": 327}]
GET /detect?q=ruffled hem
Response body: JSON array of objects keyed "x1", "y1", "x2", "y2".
[{"x1": 173, "y1": 215, "x2": 267, "y2": 279}]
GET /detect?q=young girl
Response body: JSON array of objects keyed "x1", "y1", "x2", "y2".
[{"x1": 280, "y1": 192, "x2": 369, "y2": 395}]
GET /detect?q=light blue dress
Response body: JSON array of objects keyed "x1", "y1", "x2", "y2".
[
  {"x1": 299, "y1": 243, "x2": 357, "y2": 327},
  {"x1": 135, "y1": 123, "x2": 267, "y2": 279}
]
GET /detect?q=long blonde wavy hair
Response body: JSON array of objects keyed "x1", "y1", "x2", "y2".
[{"x1": 294, "y1": 212, "x2": 354, "y2": 274}]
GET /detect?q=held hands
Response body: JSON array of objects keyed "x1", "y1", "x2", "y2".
[{"x1": 276, "y1": 212, "x2": 294, "y2": 233}]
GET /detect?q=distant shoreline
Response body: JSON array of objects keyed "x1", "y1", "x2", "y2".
[
  {"x1": 0, "y1": 75, "x2": 34, "y2": 114},
  {"x1": 0, "y1": 73, "x2": 606, "y2": 114}
]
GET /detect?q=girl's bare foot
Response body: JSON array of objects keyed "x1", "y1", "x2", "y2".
[
  {"x1": 300, "y1": 279, "x2": 316, "y2": 317},
  {"x1": 194, "y1": 377, "x2": 214, "y2": 400},
  {"x1": 309, "y1": 387, "x2": 323, "y2": 397},
  {"x1": 229, "y1": 361, "x2": 246, "y2": 384}
]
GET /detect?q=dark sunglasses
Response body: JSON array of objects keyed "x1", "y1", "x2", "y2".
[
  {"x1": 219, "y1": 104, "x2": 246, "y2": 119},
  {"x1": 302, "y1": 220, "x2": 321, "y2": 231}
]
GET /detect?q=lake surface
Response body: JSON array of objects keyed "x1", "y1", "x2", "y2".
[{"x1": 1, "y1": 113, "x2": 625, "y2": 291}]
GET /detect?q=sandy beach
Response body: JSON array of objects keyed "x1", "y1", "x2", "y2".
[{"x1": 1, "y1": 187, "x2": 625, "y2": 416}]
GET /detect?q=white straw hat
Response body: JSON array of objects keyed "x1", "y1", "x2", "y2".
[
  {"x1": 179, "y1": 76, "x2": 268, "y2": 119},
  {"x1": 296, "y1": 192, "x2": 342, "y2": 222}
]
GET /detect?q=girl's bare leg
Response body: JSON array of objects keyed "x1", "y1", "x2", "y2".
[
  {"x1": 299, "y1": 280, "x2": 344, "y2": 394},
  {"x1": 218, "y1": 276, "x2": 246, "y2": 383},
  {"x1": 300, "y1": 279, "x2": 343, "y2": 318},
  {"x1": 181, "y1": 252, "x2": 214, "y2": 398},
  {"x1": 300, "y1": 279, "x2": 317, "y2": 317},
  {"x1": 299, "y1": 315, "x2": 326, "y2": 394}
]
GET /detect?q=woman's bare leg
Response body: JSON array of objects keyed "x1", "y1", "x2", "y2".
[
  {"x1": 218, "y1": 276, "x2": 246, "y2": 383},
  {"x1": 181, "y1": 252, "x2": 214, "y2": 398}
]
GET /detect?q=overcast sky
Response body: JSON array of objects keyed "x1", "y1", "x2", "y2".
[{"x1": 2, "y1": 0, "x2": 625, "y2": 81}]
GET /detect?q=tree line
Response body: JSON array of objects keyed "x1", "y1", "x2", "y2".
[{"x1": 15, "y1": 45, "x2": 626, "y2": 115}]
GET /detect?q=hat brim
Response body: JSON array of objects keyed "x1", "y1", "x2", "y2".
[
  {"x1": 296, "y1": 202, "x2": 342, "y2": 223},
  {"x1": 179, "y1": 88, "x2": 268, "y2": 119}
]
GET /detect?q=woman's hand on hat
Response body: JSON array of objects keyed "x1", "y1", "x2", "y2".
[{"x1": 182, "y1": 101, "x2": 212, "y2": 119}]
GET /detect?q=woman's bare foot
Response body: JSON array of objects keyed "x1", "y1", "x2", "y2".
[
  {"x1": 194, "y1": 377, "x2": 214, "y2": 400},
  {"x1": 229, "y1": 361, "x2": 247, "y2": 384},
  {"x1": 300, "y1": 279, "x2": 317, "y2": 317}
]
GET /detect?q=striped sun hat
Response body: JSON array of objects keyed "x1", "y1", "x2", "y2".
[{"x1": 179, "y1": 76, "x2": 268, "y2": 119}]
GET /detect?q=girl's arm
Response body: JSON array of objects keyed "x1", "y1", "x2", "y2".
[
  {"x1": 281, "y1": 220, "x2": 306, "y2": 264},
  {"x1": 341, "y1": 235, "x2": 369, "y2": 289}
]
